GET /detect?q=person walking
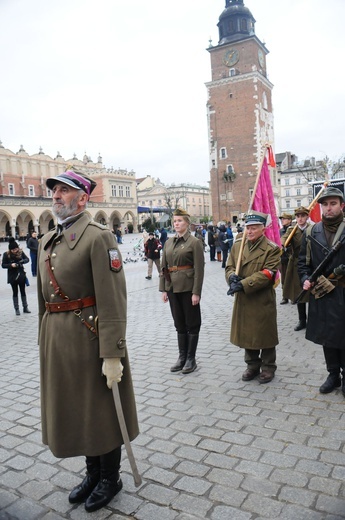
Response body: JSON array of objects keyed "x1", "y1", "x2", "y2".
[
  {"x1": 281, "y1": 206, "x2": 311, "y2": 331},
  {"x1": 218, "y1": 224, "x2": 230, "y2": 268},
  {"x1": 37, "y1": 169, "x2": 139, "y2": 512},
  {"x1": 144, "y1": 231, "x2": 161, "y2": 279},
  {"x1": 160, "y1": 208, "x2": 205, "y2": 374},
  {"x1": 207, "y1": 225, "x2": 216, "y2": 261},
  {"x1": 27, "y1": 230, "x2": 39, "y2": 276},
  {"x1": 159, "y1": 227, "x2": 168, "y2": 249},
  {"x1": 279, "y1": 212, "x2": 294, "y2": 304},
  {"x1": 226, "y1": 211, "x2": 281, "y2": 384},
  {"x1": 298, "y1": 186, "x2": 345, "y2": 396},
  {"x1": 2, "y1": 237, "x2": 31, "y2": 315}
]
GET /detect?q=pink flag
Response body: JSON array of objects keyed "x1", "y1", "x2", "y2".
[{"x1": 252, "y1": 157, "x2": 281, "y2": 246}]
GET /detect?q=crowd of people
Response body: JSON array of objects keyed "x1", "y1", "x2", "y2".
[{"x1": 2, "y1": 170, "x2": 345, "y2": 513}]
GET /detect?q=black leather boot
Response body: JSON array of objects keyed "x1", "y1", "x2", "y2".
[
  {"x1": 294, "y1": 303, "x2": 306, "y2": 331},
  {"x1": 69, "y1": 456, "x2": 100, "y2": 504},
  {"x1": 342, "y1": 376, "x2": 345, "y2": 397},
  {"x1": 319, "y1": 372, "x2": 341, "y2": 394},
  {"x1": 21, "y1": 295, "x2": 31, "y2": 313},
  {"x1": 170, "y1": 333, "x2": 188, "y2": 372},
  {"x1": 182, "y1": 334, "x2": 198, "y2": 374},
  {"x1": 13, "y1": 296, "x2": 20, "y2": 315},
  {"x1": 85, "y1": 447, "x2": 122, "y2": 512}
]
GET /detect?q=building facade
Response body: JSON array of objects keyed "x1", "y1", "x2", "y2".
[
  {"x1": 137, "y1": 176, "x2": 211, "y2": 227},
  {"x1": 0, "y1": 142, "x2": 138, "y2": 239},
  {"x1": 206, "y1": 0, "x2": 278, "y2": 224}
]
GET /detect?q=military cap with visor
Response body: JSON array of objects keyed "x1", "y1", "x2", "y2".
[
  {"x1": 279, "y1": 212, "x2": 293, "y2": 220},
  {"x1": 244, "y1": 211, "x2": 268, "y2": 226},
  {"x1": 294, "y1": 206, "x2": 309, "y2": 216},
  {"x1": 46, "y1": 170, "x2": 97, "y2": 199},
  {"x1": 317, "y1": 186, "x2": 345, "y2": 203}
]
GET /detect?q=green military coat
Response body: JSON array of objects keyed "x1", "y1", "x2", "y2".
[
  {"x1": 159, "y1": 231, "x2": 205, "y2": 295},
  {"x1": 281, "y1": 224, "x2": 311, "y2": 302},
  {"x1": 37, "y1": 212, "x2": 139, "y2": 458},
  {"x1": 225, "y1": 235, "x2": 281, "y2": 350}
]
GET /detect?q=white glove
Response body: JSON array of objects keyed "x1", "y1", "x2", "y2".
[{"x1": 102, "y1": 358, "x2": 124, "y2": 388}]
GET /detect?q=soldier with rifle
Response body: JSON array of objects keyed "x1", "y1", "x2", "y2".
[
  {"x1": 281, "y1": 206, "x2": 311, "y2": 331},
  {"x1": 298, "y1": 186, "x2": 345, "y2": 396}
]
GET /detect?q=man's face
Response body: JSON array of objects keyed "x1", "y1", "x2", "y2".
[
  {"x1": 246, "y1": 224, "x2": 265, "y2": 242},
  {"x1": 52, "y1": 182, "x2": 86, "y2": 220},
  {"x1": 281, "y1": 217, "x2": 291, "y2": 227},
  {"x1": 321, "y1": 197, "x2": 345, "y2": 220},
  {"x1": 295, "y1": 214, "x2": 308, "y2": 226}
]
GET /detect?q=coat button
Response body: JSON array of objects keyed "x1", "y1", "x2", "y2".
[
  {"x1": 52, "y1": 253, "x2": 57, "y2": 258},
  {"x1": 117, "y1": 338, "x2": 125, "y2": 349}
]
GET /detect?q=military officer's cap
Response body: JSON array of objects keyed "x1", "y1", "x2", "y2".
[
  {"x1": 294, "y1": 206, "x2": 309, "y2": 216},
  {"x1": 279, "y1": 212, "x2": 293, "y2": 220},
  {"x1": 244, "y1": 211, "x2": 267, "y2": 226},
  {"x1": 173, "y1": 208, "x2": 190, "y2": 217},
  {"x1": 46, "y1": 169, "x2": 97, "y2": 198},
  {"x1": 318, "y1": 186, "x2": 345, "y2": 203}
]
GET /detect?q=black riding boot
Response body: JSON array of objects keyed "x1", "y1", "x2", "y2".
[
  {"x1": 21, "y1": 295, "x2": 31, "y2": 313},
  {"x1": 320, "y1": 347, "x2": 342, "y2": 393},
  {"x1": 69, "y1": 456, "x2": 100, "y2": 504},
  {"x1": 85, "y1": 447, "x2": 122, "y2": 512},
  {"x1": 170, "y1": 333, "x2": 188, "y2": 372},
  {"x1": 294, "y1": 303, "x2": 306, "y2": 331},
  {"x1": 13, "y1": 296, "x2": 20, "y2": 315},
  {"x1": 182, "y1": 334, "x2": 199, "y2": 374}
]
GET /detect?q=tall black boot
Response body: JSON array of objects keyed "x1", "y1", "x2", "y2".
[
  {"x1": 21, "y1": 295, "x2": 31, "y2": 313},
  {"x1": 85, "y1": 447, "x2": 122, "y2": 512},
  {"x1": 13, "y1": 296, "x2": 20, "y2": 316},
  {"x1": 69, "y1": 456, "x2": 100, "y2": 504},
  {"x1": 182, "y1": 334, "x2": 199, "y2": 374},
  {"x1": 294, "y1": 303, "x2": 306, "y2": 331},
  {"x1": 170, "y1": 333, "x2": 188, "y2": 372},
  {"x1": 320, "y1": 347, "x2": 342, "y2": 394}
]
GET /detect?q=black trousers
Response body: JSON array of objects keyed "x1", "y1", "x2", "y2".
[
  {"x1": 209, "y1": 244, "x2": 215, "y2": 261},
  {"x1": 323, "y1": 346, "x2": 345, "y2": 373},
  {"x1": 167, "y1": 291, "x2": 201, "y2": 335}
]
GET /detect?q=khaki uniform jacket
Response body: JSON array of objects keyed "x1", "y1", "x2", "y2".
[
  {"x1": 281, "y1": 224, "x2": 311, "y2": 302},
  {"x1": 159, "y1": 231, "x2": 204, "y2": 295},
  {"x1": 225, "y1": 235, "x2": 281, "y2": 350},
  {"x1": 37, "y1": 213, "x2": 139, "y2": 458}
]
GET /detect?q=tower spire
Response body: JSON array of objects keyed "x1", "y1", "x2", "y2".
[{"x1": 218, "y1": 0, "x2": 256, "y2": 45}]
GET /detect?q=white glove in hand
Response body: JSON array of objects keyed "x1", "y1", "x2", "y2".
[{"x1": 102, "y1": 358, "x2": 124, "y2": 388}]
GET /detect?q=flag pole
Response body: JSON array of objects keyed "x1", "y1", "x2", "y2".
[
  {"x1": 235, "y1": 145, "x2": 271, "y2": 275},
  {"x1": 283, "y1": 180, "x2": 329, "y2": 248}
]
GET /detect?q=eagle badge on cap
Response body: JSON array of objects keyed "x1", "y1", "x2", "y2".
[{"x1": 108, "y1": 248, "x2": 122, "y2": 272}]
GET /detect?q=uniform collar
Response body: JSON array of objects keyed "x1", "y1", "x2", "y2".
[{"x1": 174, "y1": 230, "x2": 191, "y2": 242}]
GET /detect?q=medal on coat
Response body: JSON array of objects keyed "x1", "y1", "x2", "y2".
[{"x1": 108, "y1": 248, "x2": 122, "y2": 272}]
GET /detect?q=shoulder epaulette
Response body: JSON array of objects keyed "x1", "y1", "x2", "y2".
[{"x1": 89, "y1": 221, "x2": 108, "y2": 230}]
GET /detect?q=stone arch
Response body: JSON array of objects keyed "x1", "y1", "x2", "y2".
[
  {"x1": 39, "y1": 210, "x2": 54, "y2": 236},
  {"x1": 109, "y1": 210, "x2": 122, "y2": 232},
  {"x1": 94, "y1": 210, "x2": 108, "y2": 226},
  {"x1": 123, "y1": 210, "x2": 137, "y2": 232},
  {"x1": 16, "y1": 209, "x2": 36, "y2": 241},
  {"x1": 0, "y1": 210, "x2": 12, "y2": 241}
]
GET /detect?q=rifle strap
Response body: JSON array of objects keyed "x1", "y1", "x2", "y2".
[{"x1": 306, "y1": 221, "x2": 345, "y2": 265}]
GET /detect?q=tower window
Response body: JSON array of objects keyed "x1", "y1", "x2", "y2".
[
  {"x1": 220, "y1": 148, "x2": 227, "y2": 159},
  {"x1": 8, "y1": 183, "x2": 15, "y2": 195},
  {"x1": 241, "y1": 19, "x2": 247, "y2": 31},
  {"x1": 229, "y1": 68, "x2": 236, "y2": 77}
]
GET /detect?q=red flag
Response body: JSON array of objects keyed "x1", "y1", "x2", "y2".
[
  {"x1": 252, "y1": 157, "x2": 281, "y2": 245},
  {"x1": 267, "y1": 145, "x2": 276, "y2": 168},
  {"x1": 309, "y1": 203, "x2": 322, "y2": 223}
]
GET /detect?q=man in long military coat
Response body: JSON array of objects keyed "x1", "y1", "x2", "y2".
[
  {"x1": 225, "y1": 211, "x2": 281, "y2": 384},
  {"x1": 298, "y1": 186, "x2": 345, "y2": 396},
  {"x1": 37, "y1": 170, "x2": 139, "y2": 512},
  {"x1": 281, "y1": 206, "x2": 311, "y2": 331}
]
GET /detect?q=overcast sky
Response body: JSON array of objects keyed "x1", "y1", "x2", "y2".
[{"x1": 1, "y1": 0, "x2": 344, "y2": 185}]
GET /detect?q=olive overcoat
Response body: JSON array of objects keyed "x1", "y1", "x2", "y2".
[
  {"x1": 281, "y1": 224, "x2": 311, "y2": 302},
  {"x1": 225, "y1": 235, "x2": 281, "y2": 349},
  {"x1": 37, "y1": 212, "x2": 139, "y2": 458},
  {"x1": 159, "y1": 231, "x2": 204, "y2": 295}
]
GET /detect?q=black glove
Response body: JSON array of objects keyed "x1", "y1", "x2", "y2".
[
  {"x1": 333, "y1": 264, "x2": 345, "y2": 277},
  {"x1": 227, "y1": 281, "x2": 244, "y2": 296},
  {"x1": 228, "y1": 273, "x2": 243, "y2": 284}
]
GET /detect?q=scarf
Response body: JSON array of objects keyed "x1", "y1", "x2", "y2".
[{"x1": 322, "y1": 213, "x2": 344, "y2": 247}]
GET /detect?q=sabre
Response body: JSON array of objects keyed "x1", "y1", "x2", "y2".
[{"x1": 111, "y1": 382, "x2": 142, "y2": 487}]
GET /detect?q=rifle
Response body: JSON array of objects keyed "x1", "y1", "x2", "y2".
[{"x1": 294, "y1": 238, "x2": 344, "y2": 303}]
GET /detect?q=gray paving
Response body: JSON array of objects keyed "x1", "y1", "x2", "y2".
[{"x1": 0, "y1": 234, "x2": 344, "y2": 520}]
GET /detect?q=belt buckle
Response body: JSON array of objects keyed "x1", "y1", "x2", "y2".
[
  {"x1": 45, "y1": 302, "x2": 51, "y2": 313},
  {"x1": 172, "y1": 266, "x2": 178, "y2": 272}
]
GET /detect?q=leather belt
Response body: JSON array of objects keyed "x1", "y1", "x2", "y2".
[
  {"x1": 168, "y1": 265, "x2": 193, "y2": 272},
  {"x1": 45, "y1": 296, "x2": 96, "y2": 313}
]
